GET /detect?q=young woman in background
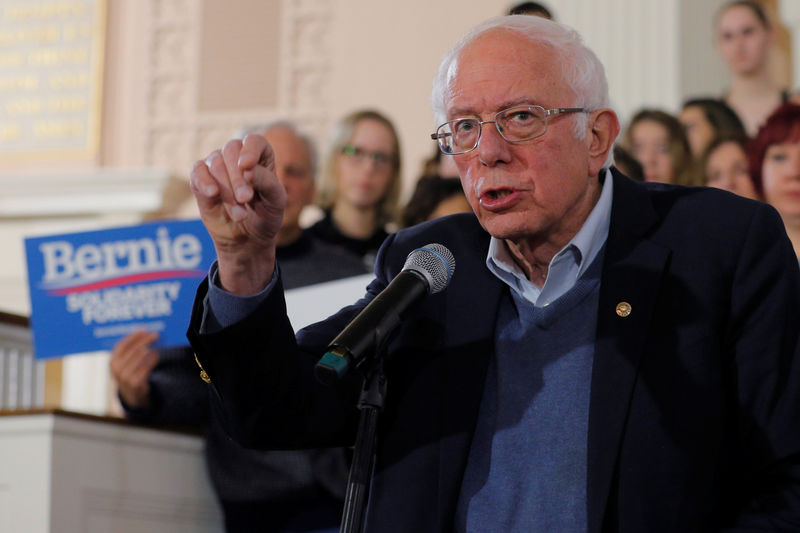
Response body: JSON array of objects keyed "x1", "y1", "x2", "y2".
[
  {"x1": 625, "y1": 109, "x2": 697, "y2": 185},
  {"x1": 716, "y1": 1, "x2": 796, "y2": 136},
  {"x1": 309, "y1": 109, "x2": 402, "y2": 268},
  {"x1": 702, "y1": 136, "x2": 759, "y2": 200},
  {"x1": 748, "y1": 103, "x2": 800, "y2": 260}
]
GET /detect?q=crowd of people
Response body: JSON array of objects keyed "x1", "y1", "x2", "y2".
[
  {"x1": 108, "y1": 1, "x2": 800, "y2": 532},
  {"x1": 619, "y1": 1, "x2": 800, "y2": 261}
]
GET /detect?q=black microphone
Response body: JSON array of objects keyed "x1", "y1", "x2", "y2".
[{"x1": 314, "y1": 243, "x2": 455, "y2": 385}]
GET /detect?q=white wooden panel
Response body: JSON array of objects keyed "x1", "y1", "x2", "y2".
[{"x1": 0, "y1": 411, "x2": 223, "y2": 533}]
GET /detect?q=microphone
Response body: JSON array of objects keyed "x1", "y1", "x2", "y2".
[{"x1": 314, "y1": 243, "x2": 455, "y2": 385}]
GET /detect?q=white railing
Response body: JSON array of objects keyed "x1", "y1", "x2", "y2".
[{"x1": 0, "y1": 312, "x2": 44, "y2": 410}]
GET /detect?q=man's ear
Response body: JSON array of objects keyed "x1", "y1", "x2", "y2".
[{"x1": 586, "y1": 109, "x2": 620, "y2": 177}]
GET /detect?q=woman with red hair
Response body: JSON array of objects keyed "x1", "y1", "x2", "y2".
[{"x1": 749, "y1": 103, "x2": 800, "y2": 259}]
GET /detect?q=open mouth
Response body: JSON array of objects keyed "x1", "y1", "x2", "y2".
[
  {"x1": 486, "y1": 188, "x2": 513, "y2": 200},
  {"x1": 479, "y1": 187, "x2": 521, "y2": 210}
]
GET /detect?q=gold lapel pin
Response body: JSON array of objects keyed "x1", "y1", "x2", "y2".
[
  {"x1": 616, "y1": 301, "x2": 632, "y2": 317},
  {"x1": 194, "y1": 353, "x2": 212, "y2": 383}
]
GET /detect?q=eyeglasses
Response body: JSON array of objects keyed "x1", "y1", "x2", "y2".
[
  {"x1": 341, "y1": 145, "x2": 397, "y2": 168},
  {"x1": 430, "y1": 105, "x2": 587, "y2": 155}
]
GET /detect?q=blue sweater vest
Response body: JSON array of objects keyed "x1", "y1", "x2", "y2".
[{"x1": 455, "y1": 250, "x2": 603, "y2": 532}]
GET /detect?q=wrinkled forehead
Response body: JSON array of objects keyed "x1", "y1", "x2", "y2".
[{"x1": 443, "y1": 29, "x2": 567, "y2": 110}]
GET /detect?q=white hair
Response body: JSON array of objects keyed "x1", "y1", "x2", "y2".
[{"x1": 431, "y1": 15, "x2": 615, "y2": 166}]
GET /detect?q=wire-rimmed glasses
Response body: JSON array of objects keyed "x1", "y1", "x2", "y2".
[{"x1": 430, "y1": 105, "x2": 587, "y2": 155}]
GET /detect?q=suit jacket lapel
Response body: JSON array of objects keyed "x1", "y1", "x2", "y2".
[{"x1": 587, "y1": 172, "x2": 671, "y2": 533}]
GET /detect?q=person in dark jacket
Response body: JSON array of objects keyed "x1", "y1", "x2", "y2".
[{"x1": 186, "y1": 15, "x2": 800, "y2": 533}]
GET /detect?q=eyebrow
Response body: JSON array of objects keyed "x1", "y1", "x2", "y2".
[{"x1": 447, "y1": 98, "x2": 542, "y2": 119}]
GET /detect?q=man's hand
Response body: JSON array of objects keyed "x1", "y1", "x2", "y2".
[
  {"x1": 189, "y1": 134, "x2": 287, "y2": 295},
  {"x1": 110, "y1": 330, "x2": 159, "y2": 409}
]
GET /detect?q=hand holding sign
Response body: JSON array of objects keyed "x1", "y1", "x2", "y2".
[
  {"x1": 110, "y1": 330, "x2": 159, "y2": 408},
  {"x1": 190, "y1": 135, "x2": 287, "y2": 296}
]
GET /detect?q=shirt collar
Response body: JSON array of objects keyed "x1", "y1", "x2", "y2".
[
  {"x1": 571, "y1": 167, "x2": 614, "y2": 279},
  {"x1": 486, "y1": 168, "x2": 614, "y2": 305}
]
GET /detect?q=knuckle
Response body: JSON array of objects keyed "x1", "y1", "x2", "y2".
[
  {"x1": 222, "y1": 139, "x2": 243, "y2": 158},
  {"x1": 206, "y1": 151, "x2": 226, "y2": 174},
  {"x1": 243, "y1": 133, "x2": 264, "y2": 148},
  {"x1": 191, "y1": 160, "x2": 207, "y2": 176}
]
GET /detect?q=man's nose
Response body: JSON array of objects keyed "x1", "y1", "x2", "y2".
[{"x1": 475, "y1": 121, "x2": 512, "y2": 165}]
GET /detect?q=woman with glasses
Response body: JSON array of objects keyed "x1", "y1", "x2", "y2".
[{"x1": 309, "y1": 109, "x2": 402, "y2": 268}]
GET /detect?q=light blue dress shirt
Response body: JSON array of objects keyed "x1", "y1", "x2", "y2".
[{"x1": 486, "y1": 168, "x2": 614, "y2": 306}]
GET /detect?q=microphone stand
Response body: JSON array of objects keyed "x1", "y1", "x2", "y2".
[{"x1": 339, "y1": 354, "x2": 386, "y2": 533}]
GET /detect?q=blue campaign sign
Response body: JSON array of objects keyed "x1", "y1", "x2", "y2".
[{"x1": 24, "y1": 219, "x2": 216, "y2": 359}]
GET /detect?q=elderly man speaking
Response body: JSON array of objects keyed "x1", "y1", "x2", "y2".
[{"x1": 187, "y1": 15, "x2": 800, "y2": 533}]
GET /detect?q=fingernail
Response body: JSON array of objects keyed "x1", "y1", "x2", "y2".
[
  {"x1": 205, "y1": 153, "x2": 219, "y2": 167},
  {"x1": 230, "y1": 205, "x2": 246, "y2": 220},
  {"x1": 204, "y1": 184, "x2": 217, "y2": 196},
  {"x1": 236, "y1": 185, "x2": 250, "y2": 202}
]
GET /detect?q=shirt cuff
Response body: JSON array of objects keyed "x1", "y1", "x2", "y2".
[{"x1": 200, "y1": 261, "x2": 278, "y2": 333}]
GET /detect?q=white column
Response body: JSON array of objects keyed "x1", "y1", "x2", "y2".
[{"x1": 779, "y1": 1, "x2": 800, "y2": 88}]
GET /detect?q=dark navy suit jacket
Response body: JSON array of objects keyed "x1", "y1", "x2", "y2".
[{"x1": 189, "y1": 171, "x2": 800, "y2": 532}]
